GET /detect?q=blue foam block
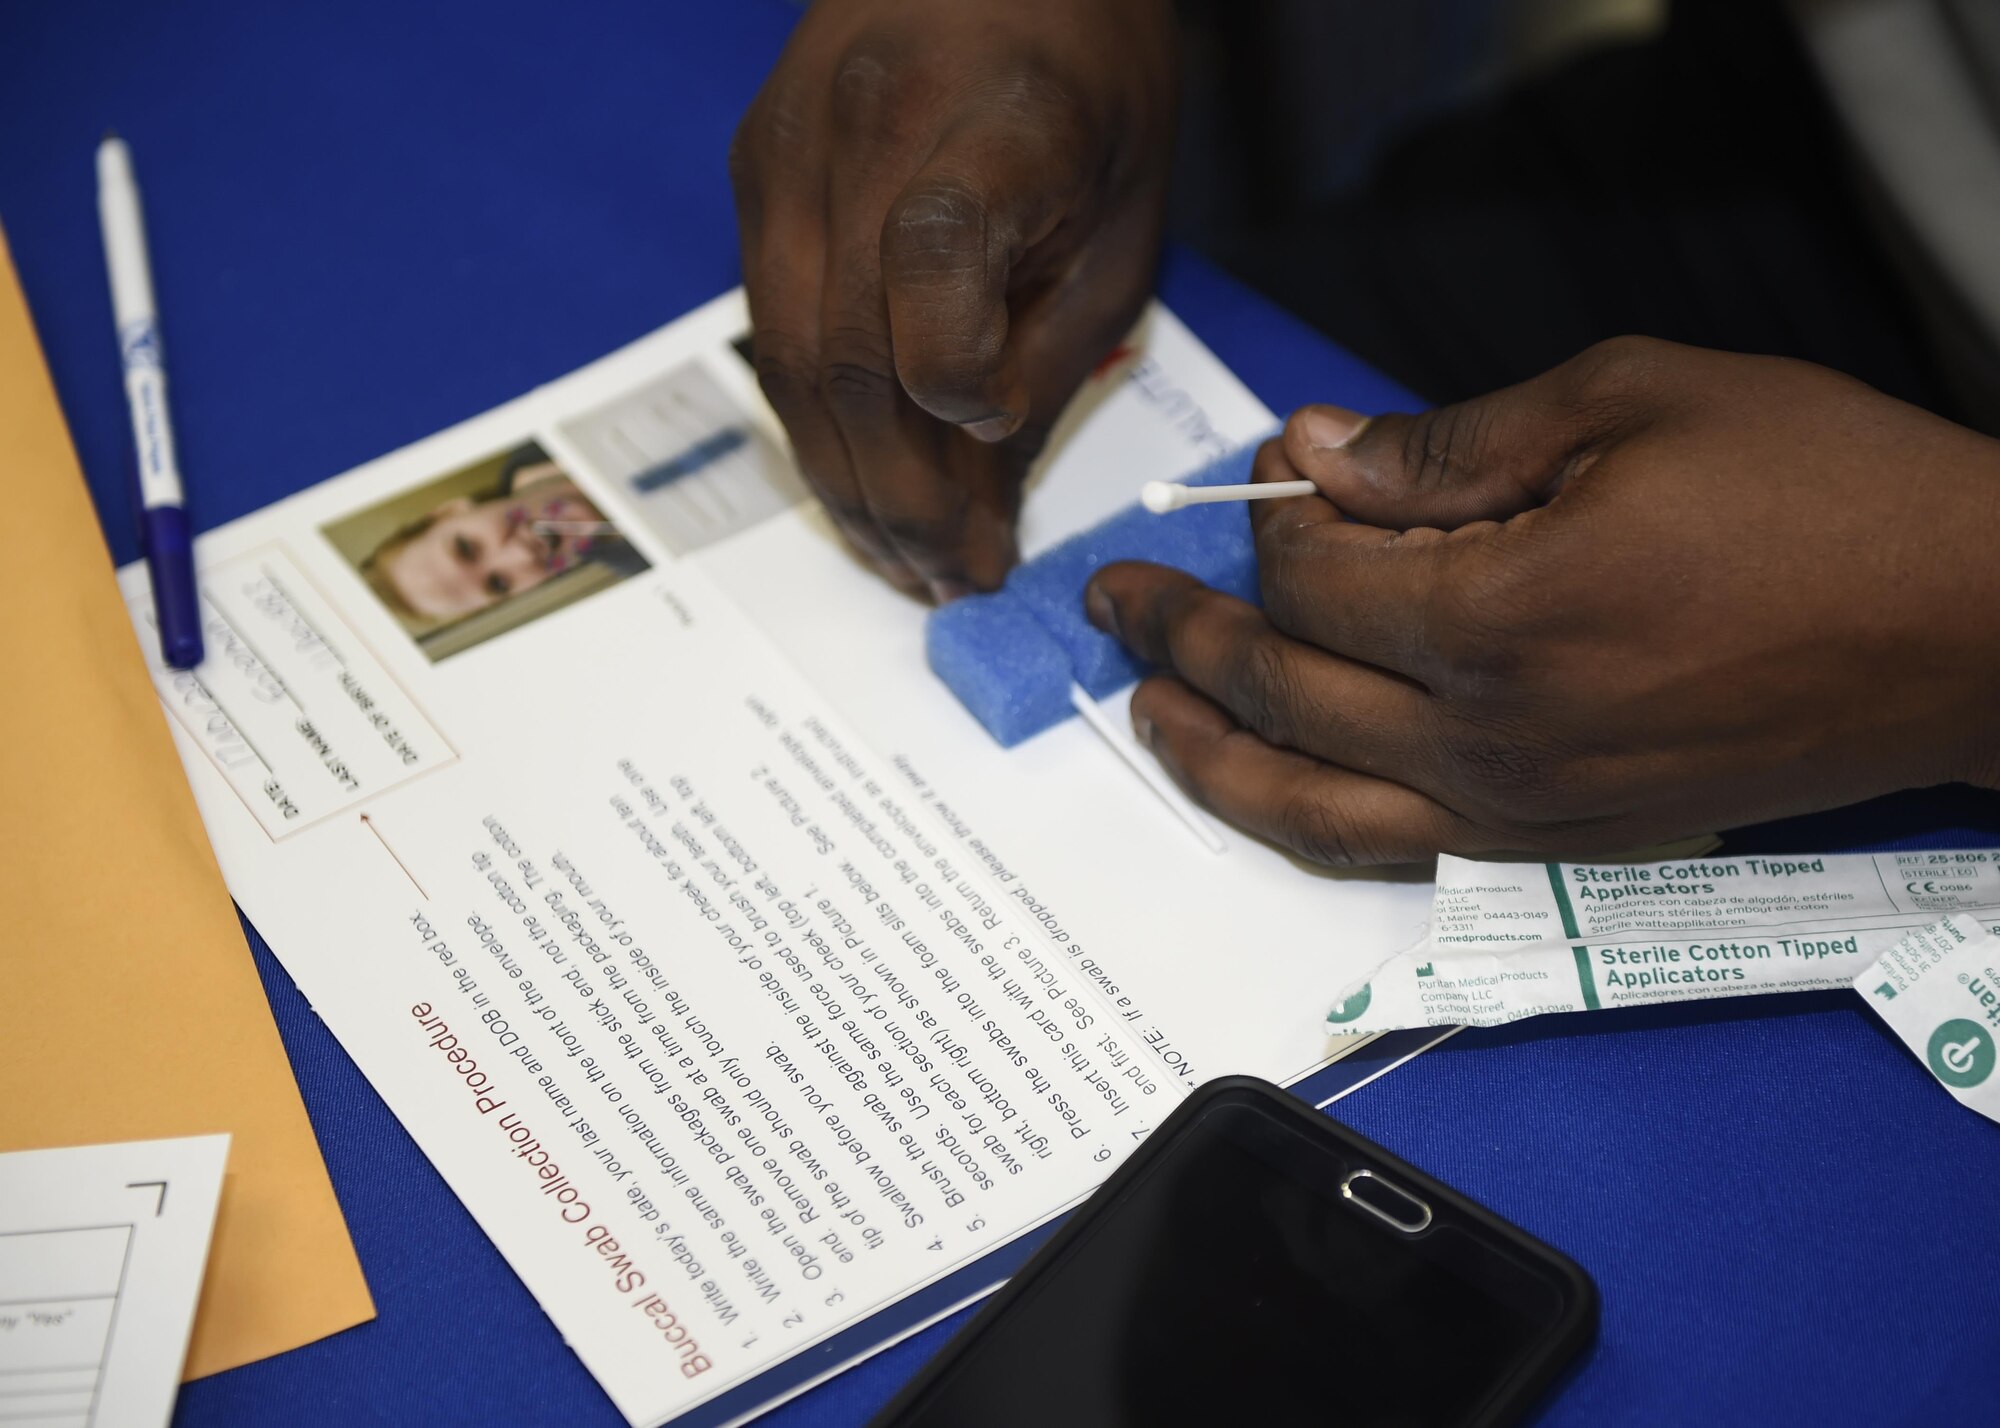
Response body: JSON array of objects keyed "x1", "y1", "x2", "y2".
[
  {"x1": 1006, "y1": 441, "x2": 1266, "y2": 696},
  {"x1": 924, "y1": 439, "x2": 1278, "y2": 742},
  {"x1": 924, "y1": 591, "x2": 1076, "y2": 747}
]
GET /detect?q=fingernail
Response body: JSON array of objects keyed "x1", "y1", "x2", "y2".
[
  {"x1": 965, "y1": 413, "x2": 1022, "y2": 444},
  {"x1": 1131, "y1": 708, "x2": 1154, "y2": 749},
  {"x1": 928, "y1": 577, "x2": 976, "y2": 604},
  {"x1": 1084, "y1": 579, "x2": 1118, "y2": 636},
  {"x1": 1299, "y1": 405, "x2": 1369, "y2": 450}
]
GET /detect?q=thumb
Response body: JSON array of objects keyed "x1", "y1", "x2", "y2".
[
  {"x1": 879, "y1": 99, "x2": 1093, "y2": 441},
  {"x1": 1281, "y1": 351, "x2": 1641, "y2": 529}
]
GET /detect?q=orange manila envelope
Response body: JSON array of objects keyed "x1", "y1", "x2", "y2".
[{"x1": 0, "y1": 226, "x2": 374, "y2": 1376}]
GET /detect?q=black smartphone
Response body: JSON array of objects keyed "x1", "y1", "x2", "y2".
[{"x1": 870, "y1": 1076, "x2": 1596, "y2": 1428}]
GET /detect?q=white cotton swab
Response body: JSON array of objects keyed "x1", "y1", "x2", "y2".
[
  {"x1": 1140, "y1": 479, "x2": 1317, "y2": 514},
  {"x1": 1068, "y1": 682, "x2": 1226, "y2": 854}
]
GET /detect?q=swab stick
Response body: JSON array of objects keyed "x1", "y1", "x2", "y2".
[
  {"x1": 1140, "y1": 479, "x2": 1316, "y2": 513},
  {"x1": 1068, "y1": 682, "x2": 1226, "y2": 854}
]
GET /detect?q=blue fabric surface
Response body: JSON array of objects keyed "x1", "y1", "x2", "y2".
[{"x1": 4, "y1": 4, "x2": 1998, "y2": 1426}]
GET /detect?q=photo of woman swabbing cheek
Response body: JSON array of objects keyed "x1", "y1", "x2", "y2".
[
  {"x1": 377, "y1": 460, "x2": 607, "y2": 621},
  {"x1": 326, "y1": 442, "x2": 648, "y2": 661}
]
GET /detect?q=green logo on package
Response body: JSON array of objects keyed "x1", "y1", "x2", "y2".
[
  {"x1": 1326, "y1": 984, "x2": 1373, "y2": 1025},
  {"x1": 1926, "y1": 1019, "x2": 1996, "y2": 1089}
]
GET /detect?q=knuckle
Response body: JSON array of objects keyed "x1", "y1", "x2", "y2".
[
  {"x1": 817, "y1": 327, "x2": 901, "y2": 415},
  {"x1": 1549, "y1": 336, "x2": 1681, "y2": 441},
  {"x1": 751, "y1": 335, "x2": 820, "y2": 414},
  {"x1": 819, "y1": 358, "x2": 900, "y2": 412},
  {"x1": 1398, "y1": 399, "x2": 1493, "y2": 497},
  {"x1": 1566, "y1": 335, "x2": 1668, "y2": 398},
  {"x1": 1277, "y1": 788, "x2": 1362, "y2": 868},
  {"x1": 734, "y1": 84, "x2": 814, "y2": 184},
  {"x1": 963, "y1": 70, "x2": 1077, "y2": 140},
  {"x1": 830, "y1": 40, "x2": 913, "y2": 140},
  {"x1": 1218, "y1": 626, "x2": 1313, "y2": 752},
  {"x1": 884, "y1": 178, "x2": 990, "y2": 267}
]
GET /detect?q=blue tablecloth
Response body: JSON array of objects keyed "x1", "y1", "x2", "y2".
[{"x1": 5, "y1": 4, "x2": 1997, "y2": 1424}]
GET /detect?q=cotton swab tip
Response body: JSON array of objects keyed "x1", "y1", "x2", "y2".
[{"x1": 1139, "y1": 480, "x2": 1183, "y2": 514}]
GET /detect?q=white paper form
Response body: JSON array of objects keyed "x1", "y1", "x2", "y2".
[
  {"x1": 117, "y1": 296, "x2": 1436, "y2": 1426},
  {"x1": 0, "y1": 1136, "x2": 228, "y2": 1428},
  {"x1": 587, "y1": 301, "x2": 1439, "y2": 1086}
]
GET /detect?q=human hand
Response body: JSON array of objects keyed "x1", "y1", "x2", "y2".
[
  {"x1": 731, "y1": 0, "x2": 1177, "y2": 601},
  {"x1": 1085, "y1": 338, "x2": 2000, "y2": 864}
]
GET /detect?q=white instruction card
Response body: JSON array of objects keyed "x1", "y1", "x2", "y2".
[
  {"x1": 119, "y1": 294, "x2": 1439, "y2": 1427},
  {"x1": 0, "y1": 1135, "x2": 229, "y2": 1428},
  {"x1": 1329, "y1": 849, "x2": 2000, "y2": 1033}
]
